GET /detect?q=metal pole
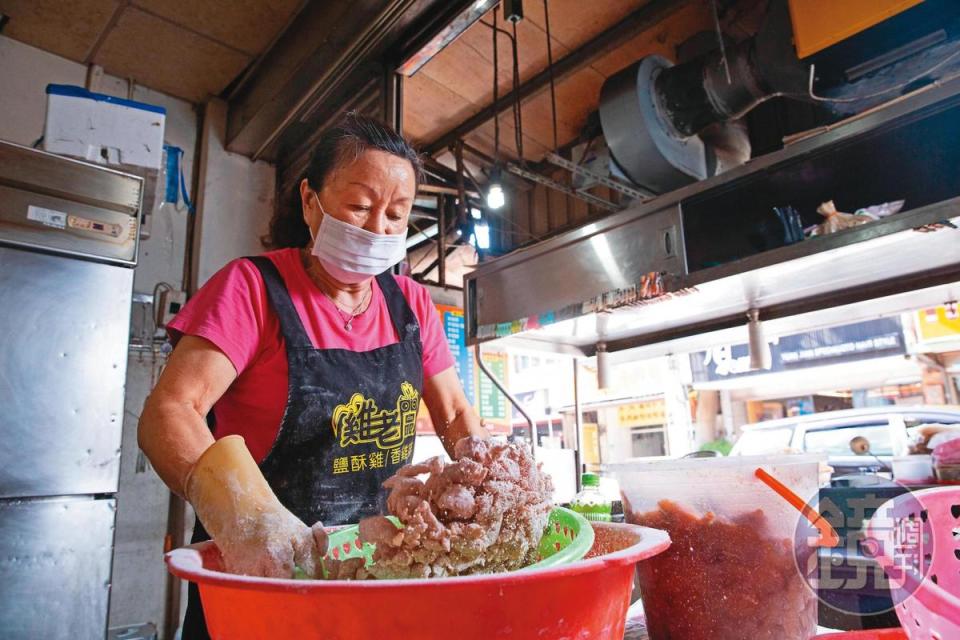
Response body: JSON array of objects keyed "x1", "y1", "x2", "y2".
[
  {"x1": 475, "y1": 343, "x2": 536, "y2": 461},
  {"x1": 437, "y1": 194, "x2": 446, "y2": 287},
  {"x1": 455, "y1": 140, "x2": 468, "y2": 227},
  {"x1": 162, "y1": 494, "x2": 186, "y2": 640},
  {"x1": 383, "y1": 68, "x2": 404, "y2": 134},
  {"x1": 573, "y1": 358, "x2": 583, "y2": 493}
]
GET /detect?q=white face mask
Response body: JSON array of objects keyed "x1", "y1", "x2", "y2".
[{"x1": 309, "y1": 196, "x2": 407, "y2": 284}]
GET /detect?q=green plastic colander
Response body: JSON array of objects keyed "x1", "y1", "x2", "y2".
[{"x1": 311, "y1": 506, "x2": 593, "y2": 578}]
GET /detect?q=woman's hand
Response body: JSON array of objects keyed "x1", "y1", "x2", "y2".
[
  {"x1": 139, "y1": 337, "x2": 328, "y2": 577},
  {"x1": 186, "y1": 435, "x2": 329, "y2": 578}
]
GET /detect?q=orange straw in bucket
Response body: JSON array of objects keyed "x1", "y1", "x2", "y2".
[{"x1": 755, "y1": 468, "x2": 839, "y2": 548}]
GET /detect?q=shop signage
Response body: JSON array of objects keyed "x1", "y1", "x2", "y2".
[
  {"x1": 915, "y1": 303, "x2": 960, "y2": 342},
  {"x1": 617, "y1": 399, "x2": 666, "y2": 427},
  {"x1": 690, "y1": 317, "x2": 906, "y2": 383},
  {"x1": 477, "y1": 351, "x2": 509, "y2": 422},
  {"x1": 436, "y1": 305, "x2": 475, "y2": 405}
]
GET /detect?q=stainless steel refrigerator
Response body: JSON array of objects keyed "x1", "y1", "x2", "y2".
[{"x1": 0, "y1": 140, "x2": 142, "y2": 638}]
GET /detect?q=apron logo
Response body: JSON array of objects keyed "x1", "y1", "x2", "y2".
[{"x1": 331, "y1": 381, "x2": 419, "y2": 450}]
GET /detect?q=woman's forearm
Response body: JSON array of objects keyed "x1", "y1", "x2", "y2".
[
  {"x1": 434, "y1": 405, "x2": 488, "y2": 458},
  {"x1": 422, "y1": 367, "x2": 489, "y2": 458},
  {"x1": 138, "y1": 393, "x2": 215, "y2": 497},
  {"x1": 137, "y1": 336, "x2": 237, "y2": 496}
]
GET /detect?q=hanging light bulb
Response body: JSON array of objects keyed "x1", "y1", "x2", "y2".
[{"x1": 486, "y1": 166, "x2": 505, "y2": 209}]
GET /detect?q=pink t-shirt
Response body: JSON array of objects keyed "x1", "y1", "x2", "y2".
[{"x1": 167, "y1": 248, "x2": 454, "y2": 463}]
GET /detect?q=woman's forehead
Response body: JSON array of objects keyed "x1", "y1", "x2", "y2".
[{"x1": 328, "y1": 149, "x2": 415, "y2": 197}]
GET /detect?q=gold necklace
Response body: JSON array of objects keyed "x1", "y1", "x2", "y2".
[
  {"x1": 301, "y1": 248, "x2": 371, "y2": 331},
  {"x1": 320, "y1": 285, "x2": 370, "y2": 332}
]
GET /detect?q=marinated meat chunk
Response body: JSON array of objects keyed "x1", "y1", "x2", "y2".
[{"x1": 359, "y1": 437, "x2": 553, "y2": 578}]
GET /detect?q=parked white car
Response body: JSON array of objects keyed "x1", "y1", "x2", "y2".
[{"x1": 729, "y1": 405, "x2": 960, "y2": 476}]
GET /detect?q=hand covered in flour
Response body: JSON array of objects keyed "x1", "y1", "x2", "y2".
[{"x1": 185, "y1": 435, "x2": 329, "y2": 578}]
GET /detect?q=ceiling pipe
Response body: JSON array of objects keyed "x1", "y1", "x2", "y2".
[{"x1": 747, "y1": 308, "x2": 773, "y2": 371}]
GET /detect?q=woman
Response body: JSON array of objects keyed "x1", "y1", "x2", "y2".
[{"x1": 138, "y1": 113, "x2": 486, "y2": 637}]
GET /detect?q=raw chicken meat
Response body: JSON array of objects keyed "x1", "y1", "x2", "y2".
[{"x1": 354, "y1": 436, "x2": 554, "y2": 579}]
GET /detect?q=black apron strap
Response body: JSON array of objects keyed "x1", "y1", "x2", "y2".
[
  {"x1": 375, "y1": 271, "x2": 421, "y2": 343},
  {"x1": 246, "y1": 256, "x2": 313, "y2": 350}
]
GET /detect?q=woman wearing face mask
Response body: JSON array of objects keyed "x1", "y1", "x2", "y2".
[{"x1": 138, "y1": 113, "x2": 487, "y2": 638}]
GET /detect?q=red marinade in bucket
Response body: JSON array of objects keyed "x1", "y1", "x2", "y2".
[{"x1": 627, "y1": 499, "x2": 816, "y2": 640}]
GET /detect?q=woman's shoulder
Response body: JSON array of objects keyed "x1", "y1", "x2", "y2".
[
  {"x1": 391, "y1": 273, "x2": 431, "y2": 302},
  {"x1": 391, "y1": 274, "x2": 446, "y2": 320},
  {"x1": 190, "y1": 249, "x2": 298, "y2": 311},
  {"x1": 210, "y1": 248, "x2": 299, "y2": 284}
]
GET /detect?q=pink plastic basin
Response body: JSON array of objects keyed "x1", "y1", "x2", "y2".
[
  {"x1": 864, "y1": 486, "x2": 960, "y2": 639},
  {"x1": 166, "y1": 522, "x2": 670, "y2": 640}
]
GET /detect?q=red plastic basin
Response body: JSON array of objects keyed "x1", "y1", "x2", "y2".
[{"x1": 166, "y1": 521, "x2": 670, "y2": 640}]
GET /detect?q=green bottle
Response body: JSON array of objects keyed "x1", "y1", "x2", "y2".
[{"x1": 571, "y1": 473, "x2": 612, "y2": 522}]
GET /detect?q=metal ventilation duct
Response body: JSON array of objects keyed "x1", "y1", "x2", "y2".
[{"x1": 599, "y1": 0, "x2": 806, "y2": 194}]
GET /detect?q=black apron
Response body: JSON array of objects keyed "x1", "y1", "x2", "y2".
[{"x1": 182, "y1": 256, "x2": 423, "y2": 639}]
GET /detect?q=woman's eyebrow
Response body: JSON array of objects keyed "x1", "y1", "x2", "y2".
[
  {"x1": 347, "y1": 181, "x2": 378, "y2": 195},
  {"x1": 347, "y1": 181, "x2": 411, "y2": 204}
]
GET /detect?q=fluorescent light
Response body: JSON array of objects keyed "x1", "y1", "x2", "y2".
[
  {"x1": 471, "y1": 207, "x2": 482, "y2": 220},
  {"x1": 474, "y1": 222, "x2": 491, "y2": 249}
]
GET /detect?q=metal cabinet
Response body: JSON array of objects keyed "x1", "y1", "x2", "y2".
[{"x1": 0, "y1": 140, "x2": 141, "y2": 640}]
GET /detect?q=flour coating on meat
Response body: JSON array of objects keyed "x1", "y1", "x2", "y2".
[{"x1": 357, "y1": 437, "x2": 553, "y2": 578}]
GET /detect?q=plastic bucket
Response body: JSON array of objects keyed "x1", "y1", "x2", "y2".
[
  {"x1": 891, "y1": 455, "x2": 934, "y2": 485},
  {"x1": 166, "y1": 521, "x2": 670, "y2": 639},
  {"x1": 611, "y1": 454, "x2": 824, "y2": 640}
]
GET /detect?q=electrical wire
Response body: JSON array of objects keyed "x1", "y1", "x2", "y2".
[
  {"x1": 492, "y1": 8, "x2": 500, "y2": 165},
  {"x1": 710, "y1": 0, "x2": 731, "y2": 84},
  {"x1": 575, "y1": 135, "x2": 596, "y2": 170},
  {"x1": 806, "y1": 47, "x2": 960, "y2": 103},
  {"x1": 483, "y1": 16, "x2": 524, "y2": 163},
  {"x1": 511, "y1": 19, "x2": 524, "y2": 162},
  {"x1": 543, "y1": 0, "x2": 559, "y2": 151}
]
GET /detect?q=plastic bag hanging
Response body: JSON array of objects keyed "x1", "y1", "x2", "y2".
[{"x1": 162, "y1": 144, "x2": 195, "y2": 213}]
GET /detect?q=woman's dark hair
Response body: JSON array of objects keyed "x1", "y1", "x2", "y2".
[{"x1": 265, "y1": 112, "x2": 424, "y2": 248}]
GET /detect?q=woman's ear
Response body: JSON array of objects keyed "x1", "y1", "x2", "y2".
[{"x1": 300, "y1": 178, "x2": 318, "y2": 231}]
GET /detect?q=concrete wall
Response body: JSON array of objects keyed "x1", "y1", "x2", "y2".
[
  {"x1": 191, "y1": 98, "x2": 275, "y2": 290},
  {"x1": 0, "y1": 34, "x2": 275, "y2": 638}
]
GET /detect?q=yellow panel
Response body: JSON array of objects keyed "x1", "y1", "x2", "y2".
[
  {"x1": 915, "y1": 304, "x2": 960, "y2": 342},
  {"x1": 582, "y1": 423, "x2": 600, "y2": 465},
  {"x1": 617, "y1": 400, "x2": 666, "y2": 428},
  {"x1": 788, "y1": 0, "x2": 924, "y2": 59}
]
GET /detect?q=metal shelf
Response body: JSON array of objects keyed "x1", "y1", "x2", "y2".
[{"x1": 493, "y1": 208, "x2": 960, "y2": 359}]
